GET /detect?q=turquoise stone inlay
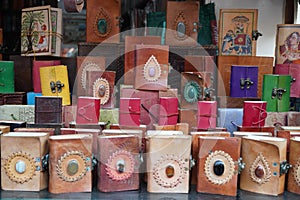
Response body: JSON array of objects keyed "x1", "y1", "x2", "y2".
[{"x1": 98, "y1": 19, "x2": 107, "y2": 34}]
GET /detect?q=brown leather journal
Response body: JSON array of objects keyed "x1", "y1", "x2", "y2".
[
  {"x1": 14, "y1": 127, "x2": 55, "y2": 136},
  {"x1": 76, "y1": 56, "x2": 105, "y2": 96},
  {"x1": 287, "y1": 137, "x2": 300, "y2": 194},
  {"x1": 35, "y1": 96, "x2": 62, "y2": 124},
  {"x1": 239, "y1": 136, "x2": 288, "y2": 196},
  {"x1": 48, "y1": 134, "x2": 93, "y2": 194},
  {"x1": 1, "y1": 132, "x2": 49, "y2": 191},
  {"x1": 196, "y1": 136, "x2": 241, "y2": 196},
  {"x1": 146, "y1": 135, "x2": 191, "y2": 193},
  {"x1": 97, "y1": 135, "x2": 140, "y2": 192},
  {"x1": 124, "y1": 36, "x2": 161, "y2": 85},
  {"x1": 217, "y1": 56, "x2": 273, "y2": 97},
  {"x1": 135, "y1": 44, "x2": 169, "y2": 91},
  {"x1": 190, "y1": 132, "x2": 231, "y2": 185},
  {"x1": 237, "y1": 126, "x2": 275, "y2": 136},
  {"x1": 179, "y1": 109, "x2": 197, "y2": 133},
  {"x1": 166, "y1": 1, "x2": 199, "y2": 46},
  {"x1": 86, "y1": 0, "x2": 121, "y2": 43}
]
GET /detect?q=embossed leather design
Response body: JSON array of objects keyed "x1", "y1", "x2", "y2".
[
  {"x1": 97, "y1": 135, "x2": 140, "y2": 192},
  {"x1": 197, "y1": 136, "x2": 241, "y2": 196},
  {"x1": 35, "y1": 96, "x2": 62, "y2": 124},
  {"x1": 1, "y1": 132, "x2": 49, "y2": 191},
  {"x1": 240, "y1": 136, "x2": 287, "y2": 196},
  {"x1": 76, "y1": 97, "x2": 100, "y2": 125},
  {"x1": 124, "y1": 36, "x2": 161, "y2": 85},
  {"x1": 287, "y1": 137, "x2": 300, "y2": 194},
  {"x1": 166, "y1": 1, "x2": 199, "y2": 46},
  {"x1": 48, "y1": 134, "x2": 92, "y2": 194},
  {"x1": 86, "y1": 0, "x2": 121, "y2": 43},
  {"x1": 135, "y1": 45, "x2": 169, "y2": 91},
  {"x1": 146, "y1": 135, "x2": 191, "y2": 193}
]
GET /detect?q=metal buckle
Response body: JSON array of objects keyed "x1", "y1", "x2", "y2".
[
  {"x1": 50, "y1": 80, "x2": 65, "y2": 93},
  {"x1": 280, "y1": 160, "x2": 292, "y2": 176},
  {"x1": 42, "y1": 154, "x2": 49, "y2": 171},
  {"x1": 277, "y1": 88, "x2": 287, "y2": 100}
]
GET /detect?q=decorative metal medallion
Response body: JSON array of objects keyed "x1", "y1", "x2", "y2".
[
  {"x1": 81, "y1": 62, "x2": 102, "y2": 90},
  {"x1": 153, "y1": 154, "x2": 188, "y2": 188},
  {"x1": 4, "y1": 151, "x2": 37, "y2": 184},
  {"x1": 93, "y1": 7, "x2": 112, "y2": 38},
  {"x1": 249, "y1": 152, "x2": 271, "y2": 185},
  {"x1": 173, "y1": 11, "x2": 189, "y2": 40},
  {"x1": 56, "y1": 151, "x2": 90, "y2": 182},
  {"x1": 183, "y1": 81, "x2": 202, "y2": 103},
  {"x1": 204, "y1": 150, "x2": 235, "y2": 185},
  {"x1": 293, "y1": 159, "x2": 300, "y2": 186},
  {"x1": 105, "y1": 150, "x2": 135, "y2": 181},
  {"x1": 92, "y1": 78, "x2": 110, "y2": 105},
  {"x1": 143, "y1": 55, "x2": 162, "y2": 82}
]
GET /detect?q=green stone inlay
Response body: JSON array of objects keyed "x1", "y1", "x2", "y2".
[
  {"x1": 183, "y1": 81, "x2": 201, "y2": 103},
  {"x1": 98, "y1": 19, "x2": 107, "y2": 34},
  {"x1": 67, "y1": 159, "x2": 79, "y2": 176}
]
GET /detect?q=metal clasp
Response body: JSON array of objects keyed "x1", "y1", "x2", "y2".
[
  {"x1": 280, "y1": 160, "x2": 292, "y2": 176},
  {"x1": 42, "y1": 154, "x2": 49, "y2": 171},
  {"x1": 50, "y1": 80, "x2": 64, "y2": 93},
  {"x1": 240, "y1": 78, "x2": 253, "y2": 90},
  {"x1": 190, "y1": 155, "x2": 196, "y2": 170},
  {"x1": 272, "y1": 88, "x2": 287, "y2": 100},
  {"x1": 92, "y1": 154, "x2": 98, "y2": 170},
  {"x1": 204, "y1": 87, "x2": 215, "y2": 100},
  {"x1": 237, "y1": 157, "x2": 245, "y2": 174}
]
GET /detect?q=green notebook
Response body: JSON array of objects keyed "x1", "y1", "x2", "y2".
[{"x1": 0, "y1": 61, "x2": 14, "y2": 93}]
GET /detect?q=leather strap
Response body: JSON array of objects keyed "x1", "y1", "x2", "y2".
[
  {"x1": 64, "y1": 0, "x2": 84, "y2": 13},
  {"x1": 251, "y1": 105, "x2": 267, "y2": 126}
]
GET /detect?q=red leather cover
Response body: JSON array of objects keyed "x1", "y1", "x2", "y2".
[
  {"x1": 76, "y1": 96, "x2": 100, "y2": 124},
  {"x1": 97, "y1": 135, "x2": 140, "y2": 192},
  {"x1": 242, "y1": 101, "x2": 267, "y2": 127},
  {"x1": 33, "y1": 60, "x2": 61, "y2": 93},
  {"x1": 158, "y1": 97, "x2": 178, "y2": 126},
  {"x1": 120, "y1": 88, "x2": 159, "y2": 129},
  {"x1": 197, "y1": 101, "x2": 217, "y2": 130},
  {"x1": 119, "y1": 98, "x2": 141, "y2": 127}
]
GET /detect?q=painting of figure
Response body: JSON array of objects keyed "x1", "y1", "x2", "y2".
[
  {"x1": 219, "y1": 9, "x2": 258, "y2": 56},
  {"x1": 276, "y1": 24, "x2": 300, "y2": 64}
]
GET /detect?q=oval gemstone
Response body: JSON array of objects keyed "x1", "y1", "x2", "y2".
[
  {"x1": 67, "y1": 160, "x2": 79, "y2": 176},
  {"x1": 177, "y1": 22, "x2": 186, "y2": 38},
  {"x1": 15, "y1": 160, "x2": 26, "y2": 174},
  {"x1": 166, "y1": 165, "x2": 175, "y2": 178},
  {"x1": 148, "y1": 66, "x2": 156, "y2": 77},
  {"x1": 98, "y1": 85, "x2": 106, "y2": 97},
  {"x1": 213, "y1": 160, "x2": 225, "y2": 176},
  {"x1": 255, "y1": 165, "x2": 265, "y2": 178},
  {"x1": 188, "y1": 86, "x2": 196, "y2": 99},
  {"x1": 116, "y1": 159, "x2": 125, "y2": 173},
  {"x1": 97, "y1": 19, "x2": 107, "y2": 35}
]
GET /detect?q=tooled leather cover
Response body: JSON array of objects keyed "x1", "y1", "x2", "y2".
[
  {"x1": 14, "y1": 127, "x2": 55, "y2": 136},
  {"x1": 76, "y1": 97, "x2": 100, "y2": 125},
  {"x1": 86, "y1": 70, "x2": 115, "y2": 109},
  {"x1": 121, "y1": 88, "x2": 159, "y2": 129},
  {"x1": 1, "y1": 133, "x2": 49, "y2": 191},
  {"x1": 274, "y1": 64, "x2": 300, "y2": 98},
  {"x1": 197, "y1": 137, "x2": 241, "y2": 196},
  {"x1": 179, "y1": 109, "x2": 197, "y2": 133},
  {"x1": 242, "y1": 101, "x2": 267, "y2": 127},
  {"x1": 158, "y1": 97, "x2": 178, "y2": 126},
  {"x1": 124, "y1": 36, "x2": 161, "y2": 85},
  {"x1": 217, "y1": 56, "x2": 273, "y2": 97},
  {"x1": 181, "y1": 72, "x2": 212, "y2": 109},
  {"x1": 32, "y1": 60, "x2": 61, "y2": 93},
  {"x1": 147, "y1": 135, "x2": 191, "y2": 193},
  {"x1": 86, "y1": 0, "x2": 120, "y2": 43},
  {"x1": 262, "y1": 74, "x2": 291, "y2": 112},
  {"x1": 197, "y1": 101, "x2": 217, "y2": 130},
  {"x1": 190, "y1": 132, "x2": 231, "y2": 185},
  {"x1": 97, "y1": 135, "x2": 140, "y2": 192},
  {"x1": 76, "y1": 56, "x2": 105, "y2": 97},
  {"x1": 48, "y1": 134, "x2": 92, "y2": 194},
  {"x1": 166, "y1": 1, "x2": 199, "y2": 46},
  {"x1": 287, "y1": 138, "x2": 300, "y2": 194},
  {"x1": 119, "y1": 98, "x2": 141, "y2": 127},
  {"x1": 35, "y1": 96, "x2": 62, "y2": 124},
  {"x1": 135, "y1": 45, "x2": 169, "y2": 91},
  {"x1": 230, "y1": 66, "x2": 258, "y2": 97},
  {"x1": 240, "y1": 137, "x2": 286, "y2": 196},
  {"x1": 237, "y1": 126, "x2": 275, "y2": 137},
  {"x1": 277, "y1": 130, "x2": 300, "y2": 153}
]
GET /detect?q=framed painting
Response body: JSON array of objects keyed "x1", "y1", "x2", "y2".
[
  {"x1": 219, "y1": 9, "x2": 258, "y2": 56},
  {"x1": 276, "y1": 24, "x2": 300, "y2": 64}
]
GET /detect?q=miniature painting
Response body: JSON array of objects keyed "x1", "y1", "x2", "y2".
[
  {"x1": 219, "y1": 9, "x2": 258, "y2": 56},
  {"x1": 276, "y1": 24, "x2": 300, "y2": 64}
]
